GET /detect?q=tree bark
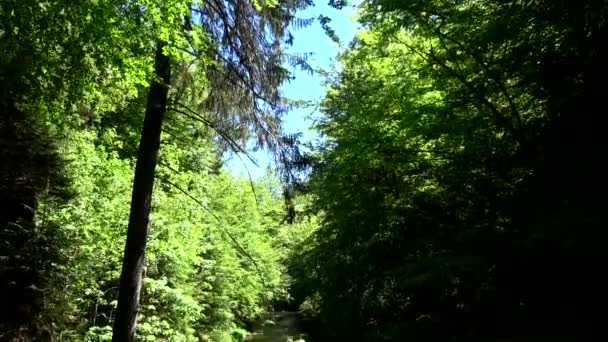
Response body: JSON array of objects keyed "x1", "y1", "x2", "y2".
[{"x1": 112, "y1": 42, "x2": 171, "y2": 342}]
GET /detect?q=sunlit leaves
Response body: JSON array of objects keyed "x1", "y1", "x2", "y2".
[{"x1": 39, "y1": 129, "x2": 295, "y2": 340}]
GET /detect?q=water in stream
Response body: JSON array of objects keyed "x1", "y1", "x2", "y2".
[{"x1": 245, "y1": 311, "x2": 308, "y2": 342}]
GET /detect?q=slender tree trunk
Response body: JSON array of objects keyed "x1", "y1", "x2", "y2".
[{"x1": 112, "y1": 42, "x2": 170, "y2": 342}]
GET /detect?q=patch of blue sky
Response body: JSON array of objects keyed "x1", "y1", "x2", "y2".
[{"x1": 226, "y1": 0, "x2": 360, "y2": 179}]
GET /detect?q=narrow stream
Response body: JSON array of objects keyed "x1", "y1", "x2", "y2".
[{"x1": 246, "y1": 311, "x2": 308, "y2": 342}]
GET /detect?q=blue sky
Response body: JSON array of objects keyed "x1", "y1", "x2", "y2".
[{"x1": 226, "y1": 0, "x2": 360, "y2": 179}]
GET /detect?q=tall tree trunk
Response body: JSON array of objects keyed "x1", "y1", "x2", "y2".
[{"x1": 112, "y1": 42, "x2": 170, "y2": 342}]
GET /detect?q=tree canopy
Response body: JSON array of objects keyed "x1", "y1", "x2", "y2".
[
  {"x1": 289, "y1": 0, "x2": 608, "y2": 340},
  {"x1": 2, "y1": 0, "x2": 607, "y2": 341},
  {"x1": 1, "y1": 0, "x2": 314, "y2": 340}
]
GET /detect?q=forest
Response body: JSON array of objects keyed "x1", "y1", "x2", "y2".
[{"x1": 1, "y1": 0, "x2": 607, "y2": 341}]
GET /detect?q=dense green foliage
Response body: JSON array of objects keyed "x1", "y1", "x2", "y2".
[
  {"x1": 1, "y1": 0, "x2": 313, "y2": 340},
  {"x1": 4, "y1": 0, "x2": 608, "y2": 341},
  {"x1": 291, "y1": 0, "x2": 608, "y2": 340},
  {"x1": 40, "y1": 130, "x2": 294, "y2": 341}
]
